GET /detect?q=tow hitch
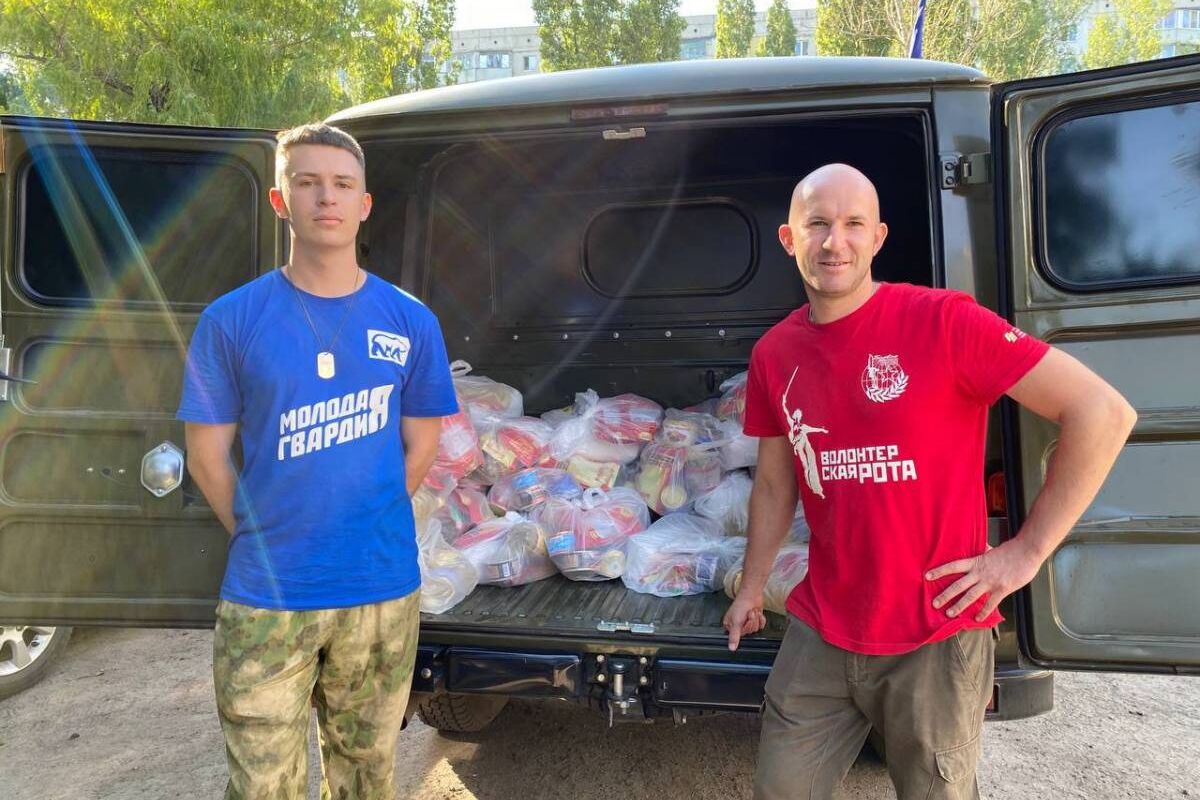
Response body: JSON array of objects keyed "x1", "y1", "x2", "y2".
[{"x1": 591, "y1": 654, "x2": 652, "y2": 726}]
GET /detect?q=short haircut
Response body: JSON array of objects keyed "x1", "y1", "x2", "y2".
[{"x1": 274, "y1": 123, "x2": 365, "y2": 187}]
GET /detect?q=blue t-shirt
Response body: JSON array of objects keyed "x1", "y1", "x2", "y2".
[{"x1": 177, "y1": 269, "x2": 458, "y2": 611}]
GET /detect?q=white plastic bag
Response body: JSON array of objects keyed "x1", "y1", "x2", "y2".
[
  {"x1": 715, "y1": 371, "x2": 748, "y2": 423},
  {"x1": 488, "y1": 467, "x2": 582, "y2": 514},
  {"x1": 622, "y1": 514, "x2": 746, "y2": 597},
  {"x1": 452, "y1": 512, "x2": 557, "y2": 587},
  {"x1": 717, "y1": 418, "x2": 758, "y2": 471},
  {"x1": 694, "y1": 470, "x2": 754, "y2": 535},
  {"x1": 416, "y1": 518, "x2": 479, "y2": 614},
  {"x1": 451, "y1": 360, "x2": 524, "y2": 424},
  {"x1": 475, "y1": 416, "x2": 555, "y2": 483},
  {"x1": 432, "y1": 485, "x2": 496, "y2": 540},
  {"x1": 536, "y1": 488, "x2": 650, "y2": 582},
  {"x1": 723, "y1": 543, "x2": 809, "y2": 614},
  {"x1": 545, "y1": 389, "x2": 656, "y2": 466}
]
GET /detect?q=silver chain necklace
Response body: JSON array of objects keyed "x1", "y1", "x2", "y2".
[{"x1": 282, "y1": 266, "x2": 363, "y2": 379}]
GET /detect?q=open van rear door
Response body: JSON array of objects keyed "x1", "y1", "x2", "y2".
[
  {"x1": 0, "y1": 116, "x2": 281, "y2": 627},
  {"x1": 994, "y1": 54, "x2": 1200, "y2": 672}
]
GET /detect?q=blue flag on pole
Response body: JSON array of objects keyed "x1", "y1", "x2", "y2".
[{"x1": 909, "y1": 0, "x2": 928, "y2": 58}]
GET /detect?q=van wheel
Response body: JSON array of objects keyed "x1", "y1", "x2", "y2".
[
  {"x1": 416, "y1": 693, "x2": 508, "y2": 734},
  {"x1": 0, "y1": 625, "x2": 73, "y2": 699}
]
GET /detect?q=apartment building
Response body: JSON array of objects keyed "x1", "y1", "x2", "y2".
[
  {"x1": 444, "y1": 9, "x2": 816, "y2": 84},
  {"x1": 1064, "y1": 1, "x2": 1200, "y2": 61}
]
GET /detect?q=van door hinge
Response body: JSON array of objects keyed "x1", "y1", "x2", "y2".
[{"x1": 939, "y1": 152, "x2": 990, "y2": 189}]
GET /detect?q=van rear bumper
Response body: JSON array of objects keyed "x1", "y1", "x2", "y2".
[{"x1": 411, "y1": 645, "x2": 1055, "y2": 721}]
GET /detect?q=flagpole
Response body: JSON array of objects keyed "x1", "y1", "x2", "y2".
[{"x1": 909, "y1": 0, "x2": 928, "y2": 59}]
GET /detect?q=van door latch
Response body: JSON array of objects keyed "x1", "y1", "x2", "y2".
[
  {"x1": 939, "y1": 152, "x2": 990, "y2": 189},
  {"x1": 597, "y1": 619, "x2": 656, "y2": 634},
  {"x1": 602, "y1": 127, "x2": 646, "y2": 141},
  {"x1": 0, "y1": 344, "x2": 38, "y2": 403}
]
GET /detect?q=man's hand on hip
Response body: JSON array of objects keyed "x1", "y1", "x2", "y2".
[{"x1": 926, "y1": 538, "x2": 1043, "y2": 622}]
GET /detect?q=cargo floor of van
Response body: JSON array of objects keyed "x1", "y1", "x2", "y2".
[{"x1": 421, "y1": 576, "x2": 788, "y2": 642}]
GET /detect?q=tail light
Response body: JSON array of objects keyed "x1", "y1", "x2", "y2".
[{"x1": 986, "y1": 471, "x2": 1007, "y2": 516}]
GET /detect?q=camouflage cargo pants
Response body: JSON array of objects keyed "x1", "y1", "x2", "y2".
[{"x1": 212, "y1": 590, "x2": 420, "y2": 800}]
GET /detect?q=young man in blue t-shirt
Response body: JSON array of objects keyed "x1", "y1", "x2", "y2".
[{"x1": 179, "y1": 123, "x2": 457, "y2": 799}]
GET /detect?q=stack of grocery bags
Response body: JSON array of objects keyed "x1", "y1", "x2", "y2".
[{"x1": 413, "y1": 361, "x2": 810, "y2": 615}]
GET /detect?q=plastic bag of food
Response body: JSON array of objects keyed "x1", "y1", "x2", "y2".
[
  {"x1": 694, "y1": 470, "x2": 754, "y2": 535},
  {"x1": 476, "y1": 416, "x2": 555, "y2": 483},
  {"x1": 723, "y1": 543, "x2": 809, "y2": 614},
  {"x1": 433, "y1": 485, "x2": 496, "y2": 540},
  {"x1": 622, "y1": 514, "x2": 746, "y2": 597},
  {"x1": 452, "y1": 512, "x2": 556, "y2": 587},
  {"x1": 545, "y1": 390, "x2": 652, "y2": 465},
  {"x1": 715, "y1": 371, "x2": 748, "y2": 423},
  {"x1": 635, "y1": 439, "x2": 724, "y2": 515},
  {"x1": 416, "y1": 518, "x2": 479, "y2": 614},
  {"x1": 538, "y1": 488, "x2": 650, "y2": 581},
  {"x1": 432, "y1": 408, "x2": 484, "y2": 480},
  {"x1": 717, "y1": 418, "x2": 758, "y2": 471},
  {"x1": 592, "y1": 393, "x2": 662, "y2": 445},
  {"x1": 488, "y1": 467, "x2": 582, "y2": 514},
  {"x1": 451, "y1": 360, "x2": 523, "y2": 424},
  {"x1": 414, "y1": 465, "x2": 459, "y2": 523}
]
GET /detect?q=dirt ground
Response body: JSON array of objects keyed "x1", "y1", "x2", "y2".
[{"x1": 1, "y1": 627, "x2": 1197, "y2": 800}]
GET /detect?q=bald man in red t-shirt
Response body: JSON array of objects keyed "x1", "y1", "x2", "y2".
[{"x1": 725, "y1": 164, "x2": 1135, "y2": 800}]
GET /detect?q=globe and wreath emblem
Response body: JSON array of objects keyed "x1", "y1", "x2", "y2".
[{"x1": 861, "y1": 354, "x2": 909, "y2": 403}]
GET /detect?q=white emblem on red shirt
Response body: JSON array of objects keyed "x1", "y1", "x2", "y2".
[
  {"x1": 861, "y1": 354, "x2": 908, "y2": 403},
  {"x1": 782, "y1": 366, "x2": 829, "y2": 499}
]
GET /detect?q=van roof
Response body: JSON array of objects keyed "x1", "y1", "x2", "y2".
[{"x1": 328, "y1": 56, "x2": 987, "y2": 123}]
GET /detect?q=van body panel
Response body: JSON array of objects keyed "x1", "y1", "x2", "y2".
[
  {"x1": 995, "y1": 54, "x2": 1200, "y2": 671},
  {"x1": 0, "y1": 116, "x2": 281, "y2": 626}
]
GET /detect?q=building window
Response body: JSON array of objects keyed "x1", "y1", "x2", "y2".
[
  {"x1": 1064, "y1": 24, "x2": 1078, "y2": 42},
  {"x1": 681, "y1": 39, "x2": 708, "y2": 59},
  {"x1": 1161, "y1": 44, "x2": 1177, "y2": 58},
  {"x1": 523, "y1": 54, "x2": 539, "y2": 71},
  {"x1": 479, "y1": 52, "x2": 511, "y2": 69},
  {"x1": 1039, "y1": 98, "x2": 1200, "y2": 289},
  {"x1": 794, "y1": 40, "x2": 811, "y2": 56},
  {"x1": 1180, "y1": 9, "x2": 1200, "y2": 28}
]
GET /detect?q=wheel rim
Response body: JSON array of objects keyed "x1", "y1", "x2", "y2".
[{"x1": 0, "y1": 625, "x2": 59, "y2": 677}]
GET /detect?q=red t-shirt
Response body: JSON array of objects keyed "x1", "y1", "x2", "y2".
[{"x1": 743, "y1": 282, "x2": 1049, "y2": 655}]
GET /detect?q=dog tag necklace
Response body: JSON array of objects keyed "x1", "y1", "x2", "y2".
[{"x1": 284, "y1": 266, "x2": 362, "y2": 379}]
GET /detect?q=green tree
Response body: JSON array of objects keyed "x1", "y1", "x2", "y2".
[
  {"x1": 0, "y1": 0, "x2": 456, "y2": 127},
  {"x1": 815, "y1": 0, "x2": 1090, "y2": 80},
  {"x1": 758, "y1": 0, "x2": 798, "y2": 56},
  {"x1": 1081, "y1": 0, "x2": 1173, "y2": 69},
  {"x1": 716, "y1": 0, "x2": 757, "y2": 58},
  {"x1": 534, "y1": 0, "x2": 684, "y2": 71},
  {"x1": 616, "y1": 0, "x2": 687, "y2": 65}
]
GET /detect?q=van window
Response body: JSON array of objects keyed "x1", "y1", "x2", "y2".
[
  {"x1": 1040, "y1": 98, "x2": 1200, "y2": 290},
  {"x1": 19, "y1": 147, "x2": 258, "y2": 307}
]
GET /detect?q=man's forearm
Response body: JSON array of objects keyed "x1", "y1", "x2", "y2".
[
  {"x1": 1015, "y1": 395, "x2": 1136, "y2": 561},
  {"x1": 738, "y1": 478, "x2": 799, "y2": 600},
  {"x1": 189, "y1": 459, "x2": 238, "y2": 535}
]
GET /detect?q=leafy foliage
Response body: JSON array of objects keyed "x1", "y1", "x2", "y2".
[
  {"x1": 758, "y1": 0, "x2": 798, "y2": 57},
  {"x1": 1081, "y1": 0, "x2": 1174, "y2": 69},
  {"x1": 534, "y1": 0, "x2": 685, "y2": 71},
  {"x1": 715, "y1": 0, "x2": 756, "y2": 59}
]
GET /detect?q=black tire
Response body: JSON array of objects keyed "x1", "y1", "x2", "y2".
[
  {"x1": 0, "y1": 625, "x2": 73, "y2": 700},
  {"x1": 416, "y1": 692, "x2": 508, "y2": 734}
]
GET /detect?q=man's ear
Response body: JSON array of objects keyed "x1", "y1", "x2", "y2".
[
  {"x1": 873, "y1": 221, "x2": 889, "y2": 256},
  {"x1": 268, "y1": 187, "x2": 289, "y2": 220},
  {"x1": 778, "y1": 224, "x2": 796, "y2": 256},
  {"x1": 360, "y1": 191, "x2": 373, "y2": 222}
]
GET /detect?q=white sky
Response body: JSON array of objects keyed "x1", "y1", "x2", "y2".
[{"x1": 455, "y1": 1, "x2": 815, "y2": 30}]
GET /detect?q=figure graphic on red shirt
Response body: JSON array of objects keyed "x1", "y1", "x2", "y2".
[
  {"x1": 781, "y1": 366, "x2": 828, "y2": 498},
  {"x1": 724, "y1": 163, "x2": 1137, "y2": 800}
]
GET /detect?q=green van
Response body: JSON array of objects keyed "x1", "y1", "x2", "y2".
[{"x1": 2, "y1": 55, "x2": 1198, "y2": 728}]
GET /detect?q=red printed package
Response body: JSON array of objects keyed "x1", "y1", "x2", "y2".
[
  {"x1": 591, "y1": 394, "x2": 663, "y2": 445},
  {"x1": 715, "y1": 371, "x2": 748, "y2": 423}
]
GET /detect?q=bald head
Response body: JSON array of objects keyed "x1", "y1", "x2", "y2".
[
  {"x1": 778, "y1": 163, "x2": 888, "y2": 313},
  {"x1": 788, "y1": 163, "x2": 881, "y2": 227}
]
